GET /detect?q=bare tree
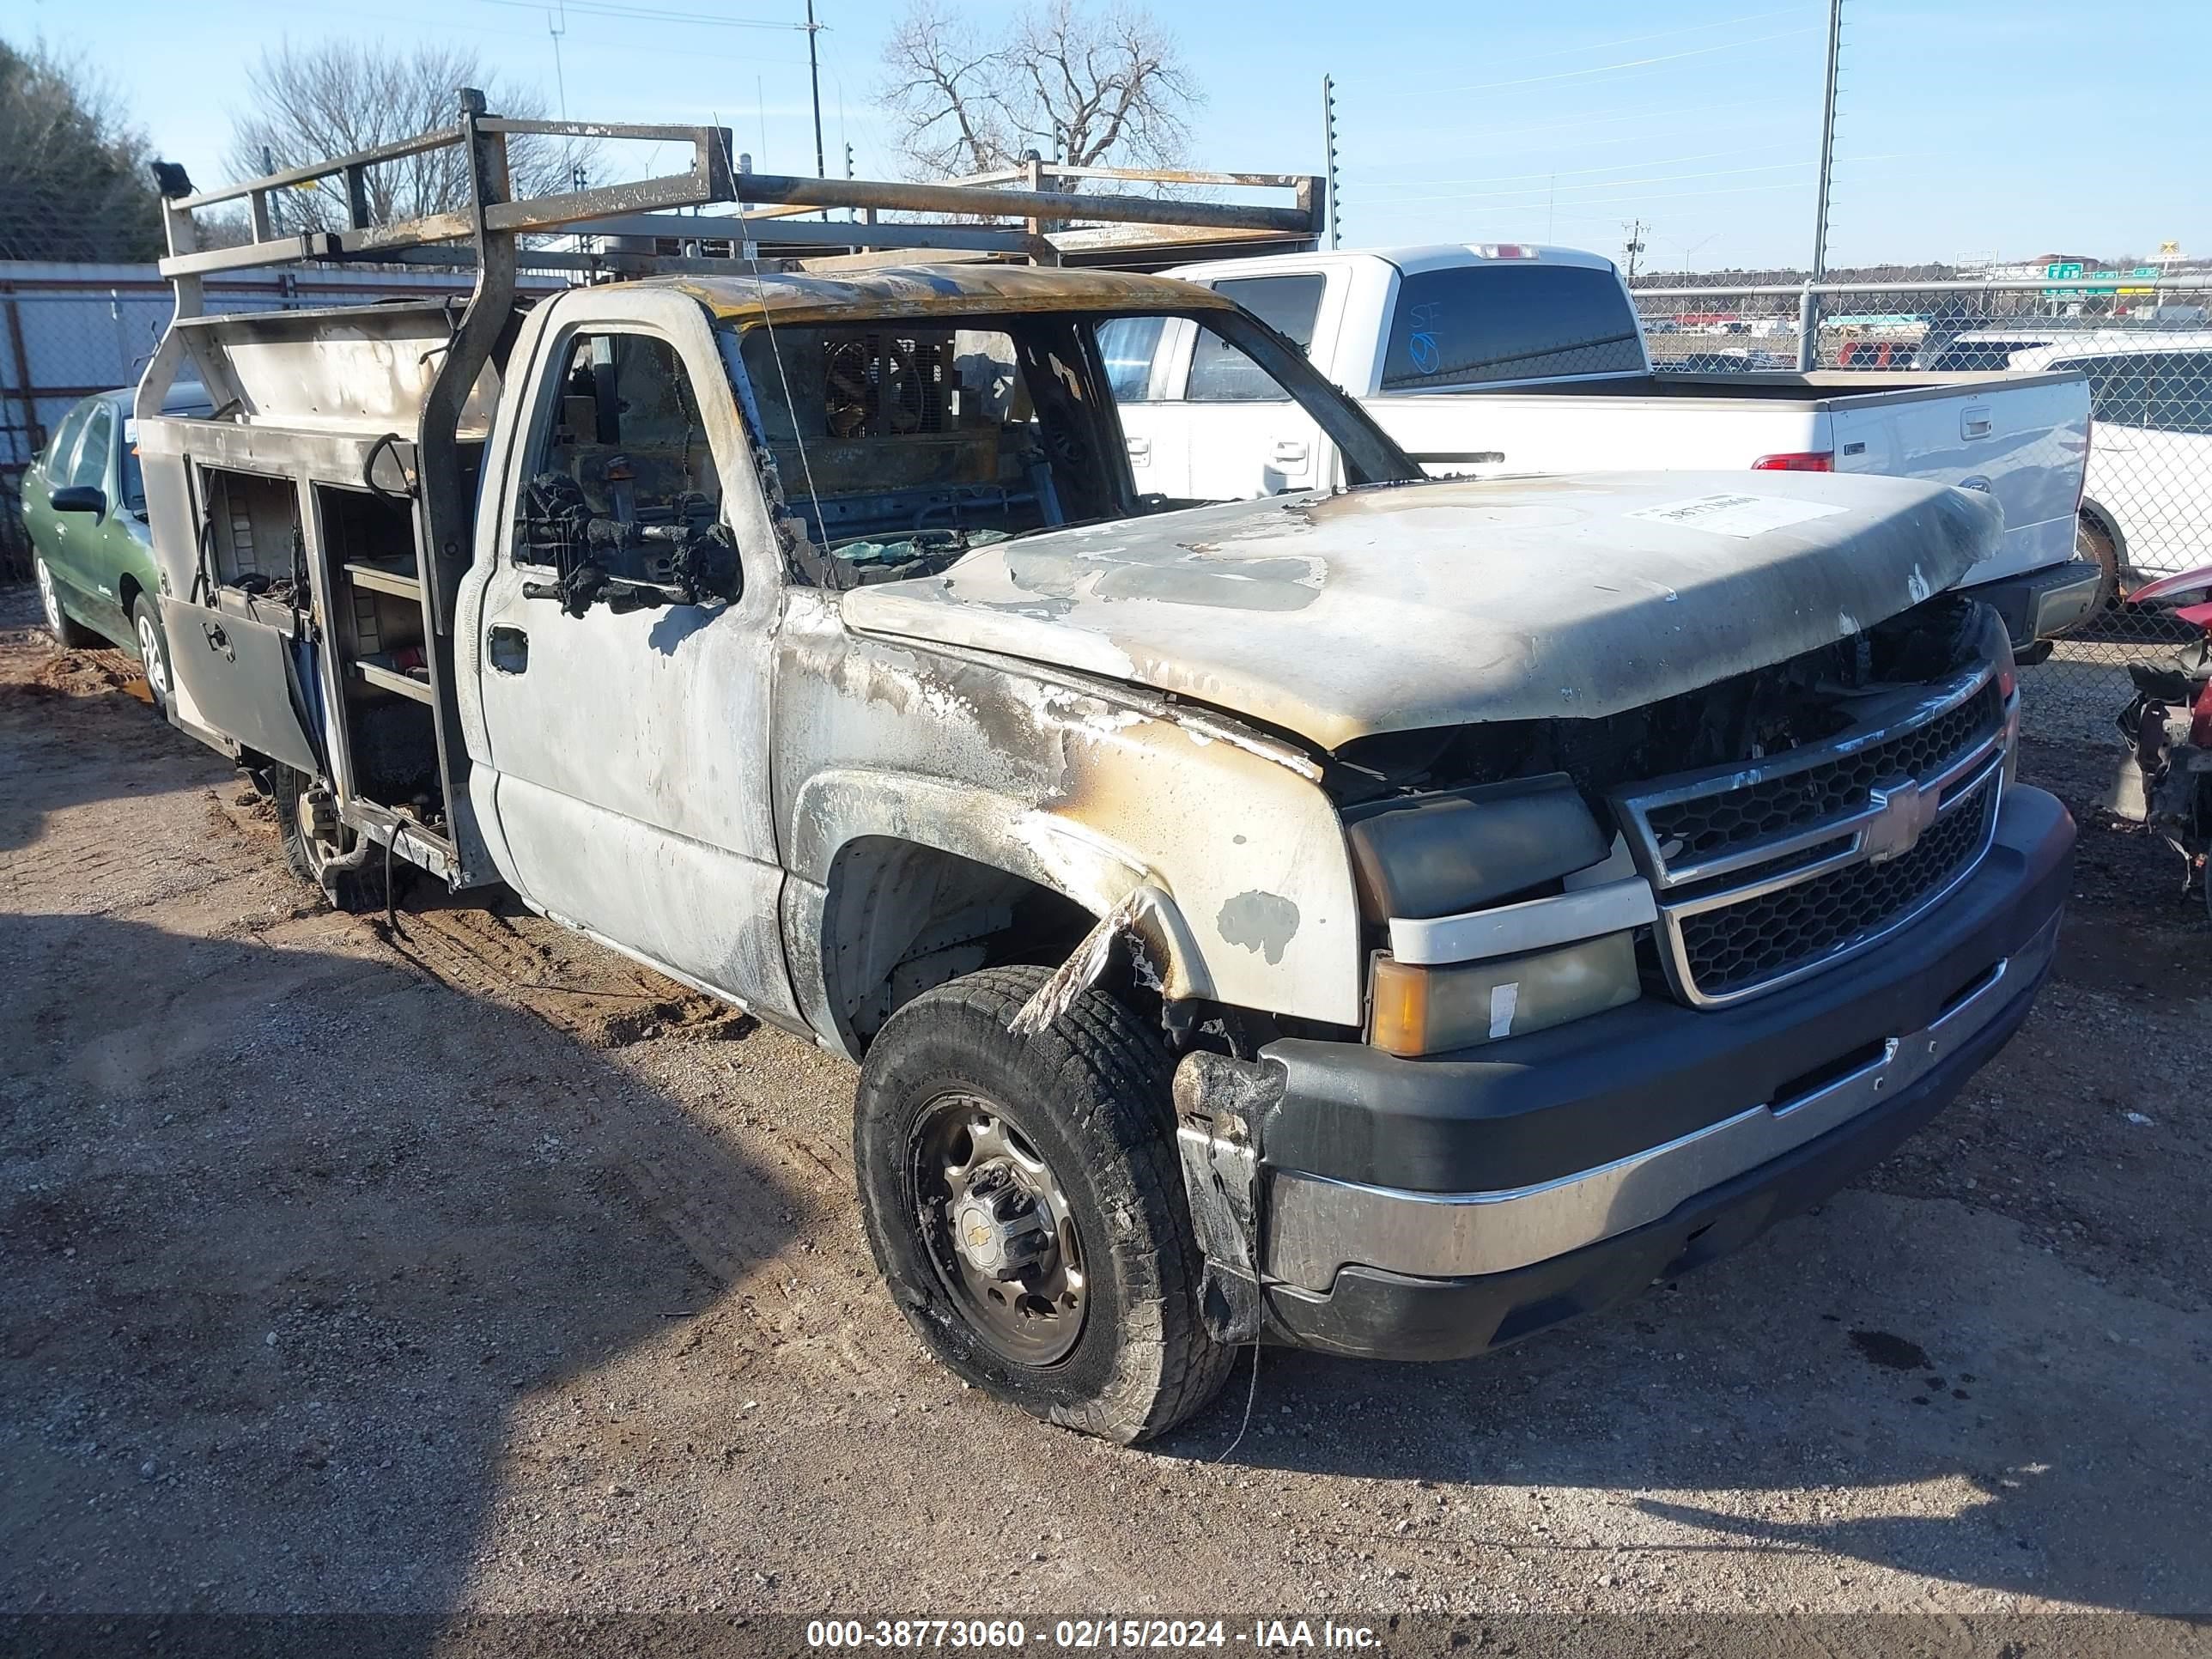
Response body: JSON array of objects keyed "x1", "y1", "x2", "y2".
[
  {"x1": 879, "y1": 0, "x2": 1201, "y2": 178},
  {"x1": 0, "y1": 38, "x2": 163, "y2": 262},
  {"x1": 226, "y1": 40, "x2": 598, "y2": 229}
]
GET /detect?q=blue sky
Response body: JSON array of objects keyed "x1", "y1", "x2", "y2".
[{"x1": 15, "y1": 0, "x2": 2207, "y2": 270}]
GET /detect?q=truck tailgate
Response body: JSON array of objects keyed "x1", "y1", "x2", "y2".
[{"x1": 1826, "y1": 371, "x2": 2089, "y2": 586}]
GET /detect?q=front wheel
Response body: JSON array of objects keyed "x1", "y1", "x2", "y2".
[
  {"x1": 131, "y1": 596, "x2": 173, "y2": 718},
  {"x1": 854, "y1": 965, "x2": 1235, "y2": 1443}
]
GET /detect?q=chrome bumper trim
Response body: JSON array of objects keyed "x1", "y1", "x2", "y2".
[
  {"x1": 1385, "y1": 874, "x2": 1656, "y2": 967},
  {"x1": 1264, "y1": 908, "x2": 2057, "y2": 1294}
]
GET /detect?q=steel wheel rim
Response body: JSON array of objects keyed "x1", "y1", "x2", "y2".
[
  {"x1": 36, "y1": 561, "x2": 62, "y2": 635},
  {"x1": 294, "y1": 789, "x2": 341, "y2": 875},
  {"x1": 137, "y1": 613, "x2": 168, "y2": 703},
  {"x1": 912, "y1": 1091, "x2": 1087, "y2": 1367}
]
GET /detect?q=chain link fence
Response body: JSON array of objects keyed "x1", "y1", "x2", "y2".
[{"x1": 1632, "y1": 273, "x2": 2212, "y2": 757}]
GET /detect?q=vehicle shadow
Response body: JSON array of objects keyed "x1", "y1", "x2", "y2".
[
  {"x1": 0, "y1": 908, "x2": 805, "y2": 1642},
  {"x1": 1169, "y1": 1189, "x2": 2205, "y2": 1614},
  {"x1": 0, "y1": 633, "x2": 183, "y2": 854}
]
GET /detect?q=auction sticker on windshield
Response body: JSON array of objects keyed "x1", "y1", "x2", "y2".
[{"x1": 1624, "y1": 493, "x2": 1850, "y2": 538}]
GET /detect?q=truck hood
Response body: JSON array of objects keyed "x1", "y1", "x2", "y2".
[{"x1": 839, "y1": 471, "x2": 1998, "y2": 752}]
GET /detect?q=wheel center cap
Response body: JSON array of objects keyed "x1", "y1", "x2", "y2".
[{"x1": 951, "y1": 1162, "x2": 1054, "y2": 1280}]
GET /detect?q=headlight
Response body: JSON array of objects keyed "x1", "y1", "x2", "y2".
[
  {"x1": 1345, "y1": 773, "x2": 1607, "y2": 919},
  {"x1": 1368, "y1": 933, "x2": 1641, "y2": 1057}
]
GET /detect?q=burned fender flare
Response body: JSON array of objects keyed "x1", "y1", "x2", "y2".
[{"x1": 781, "y1": 769, "x2": 1217, "y2": 1056}]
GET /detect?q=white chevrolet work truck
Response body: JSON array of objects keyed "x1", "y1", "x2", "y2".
[
  {"x1": 1114, "y1": 245, "x2": 2104, "y2": 654},
  {"x1": 128, "y1": 112, "x2": 2073, "y2": 1442}
]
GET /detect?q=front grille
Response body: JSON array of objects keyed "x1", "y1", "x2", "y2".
[
  {"x1": 1613, "y1": 663, "x2": 2010, "y2": 1007},
  {"x1": 1674, "y1": 778, "x2": 1996, "y2": 999},
  {"x1": 1644, "y1": 680, "x2": 2002, "y2": 865}
]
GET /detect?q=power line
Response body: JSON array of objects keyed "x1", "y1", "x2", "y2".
[
  {"x1": 1358, "y1": 144, "x2": 1807, "y2": 194},
  {"x1": 471, "y1": 0, "x2": 812, "y2": 29},
  {"x1": 1393, "y1": 4, "x2": 1817, "y2": 79},
  {"x1": 1417, "y1": 26, "x2": 1822, "y2": 96},
  {"x1": 1345, "y1": 95, "x2": 1803, "y2": 167},
  {"x1": 1378, "y1": 157, "x2": 1826, "y2": 209}
]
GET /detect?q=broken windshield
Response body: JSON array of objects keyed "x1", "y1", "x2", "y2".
[{"x1": 730, "y1": 307, "x2": 1414, "y2": 586}]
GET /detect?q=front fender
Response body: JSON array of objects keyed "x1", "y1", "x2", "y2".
[{"x1": 774, "y1": 595, "x2": 1364, "y2": 1042}]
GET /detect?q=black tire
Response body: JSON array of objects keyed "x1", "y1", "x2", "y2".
[
  {"x1": 130, "y1": 595, "x2": 173, "y2": 719},
  {"x1": 854, "y1": 965, "x2": 1236, "y2": 1443},
  {"x1": 271, "y1": 765, "x2": 392, "y2": 914},
  {"x1": 2075, "y1": 509, "x2": 2121, "y2": 618},
  {"x1": 33, "y1": 556, "x2": 100, "y2": 648}
]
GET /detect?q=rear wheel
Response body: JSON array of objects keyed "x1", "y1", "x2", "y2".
[
  {"x1": 131, "y1": 596, "x2": 173, "y2": 718},
  {"x1": 2076, "y1": 510, "x2": 2122, "y2": 614},
  {"x1": 854, "y1": 965, "x2": 1235, "y2": 1443},
  {"x1": 272, "y1": 765, "x2": 391, "y2": 914},
  {"x1": 34, "y1": 557, "x2": 100, "y2": 648}
]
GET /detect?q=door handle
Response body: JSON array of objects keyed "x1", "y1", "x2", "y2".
[
  {"x1": 1960, "y1": 406, "x2": 1993, "y2": 440},
  {"x1": 488, "y1": 625, "x2": 529, "y2": 674},
  {"x1": 1126, "y1": 435, "x2": 1151, "y2": 462},
  {"x1": 201, "y1": 621, "x2": 234, "y2": 661},
  {"x1": 1272, "y1": 440, "x2": 1310, "y2": 465}
]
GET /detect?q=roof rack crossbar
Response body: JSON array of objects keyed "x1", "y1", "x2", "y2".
[{"x1": 152, "y1": 88, "x2": 1322, "y2": 289}]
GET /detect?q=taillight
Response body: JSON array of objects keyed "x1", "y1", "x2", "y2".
[{"x1": 1751, "y1": 451, "x2": 1835, "y2": 471}]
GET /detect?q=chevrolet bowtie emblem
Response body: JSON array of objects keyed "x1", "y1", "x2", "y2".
[{"x1": 1864, "y1": 777, "x2": 1940, "y2": 862}]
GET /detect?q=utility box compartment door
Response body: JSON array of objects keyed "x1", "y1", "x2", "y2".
[{"x1": 161, "y1": 594, "x2": 324, "y2": 775}]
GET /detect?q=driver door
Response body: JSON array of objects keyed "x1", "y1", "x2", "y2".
[{"x1": 466, "y1": 291, "x2": 798, "y2": 1022}]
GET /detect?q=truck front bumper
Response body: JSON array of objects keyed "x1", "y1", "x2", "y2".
[{"x1": 1239, "y1": 784, "x2": 2073, "y2": 1363}]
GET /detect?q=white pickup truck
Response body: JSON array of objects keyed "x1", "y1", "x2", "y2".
[{"x1": 1108, "y1": 246, "x2": 2102, "y2": 652}]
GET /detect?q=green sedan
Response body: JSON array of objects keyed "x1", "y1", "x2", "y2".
[{"x1": 25, "y1": 381, "x2": 211, "y2": 716}]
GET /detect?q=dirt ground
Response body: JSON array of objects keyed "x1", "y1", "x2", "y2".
[{"x1": 3, "y1": 591, "x2": 2209, "y2": 1653}]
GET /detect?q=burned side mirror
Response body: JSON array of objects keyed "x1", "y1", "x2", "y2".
[
  {"x1": 668, "y1": 524, "x2": 743, "y2": 607},
  {"x1": 51, "y1": 485, "x2": 106, "y2": 518}
]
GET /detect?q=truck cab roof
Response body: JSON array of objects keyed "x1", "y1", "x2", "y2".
[{"x1": 1166, "y1": 243, "x2": 1621, "y2": 283}]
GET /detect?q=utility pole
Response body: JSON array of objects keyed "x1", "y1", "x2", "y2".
[
  {"x1": 1622, "y1": 218, "x2": 1647, "y2": 280},
  {"x1": 805, "y1": 0, "x2": 827, "y2": 180},
  {"x1": 547, "y1": 2, "x2": 569, "y2": 120},
  {"x1": 1321, "y1": 75, "x2": 1340, "y2": 251},
  {"x1": 1803, "y1": 0, "x2": 1844, "y2": 369}
]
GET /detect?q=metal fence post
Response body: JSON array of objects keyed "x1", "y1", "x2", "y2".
[{"x1": 1797, "y1": 282, "x2": 1820, "y2": 372}]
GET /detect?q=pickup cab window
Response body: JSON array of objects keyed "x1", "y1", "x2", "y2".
[
  {"x1": 1097, "y1": 315, "x2": 1170, "y2": 403},
  {"x1": 1187, "y1": 275, "x2": 1325, "y2": 403},
  {"x1": 1381, "y1": 263, "x2": 1644, "y2": 390}
]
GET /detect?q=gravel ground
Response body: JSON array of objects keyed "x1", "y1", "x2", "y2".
[{"x1": 2, "y1": 592, "x2": 2208, "y2": 1655}]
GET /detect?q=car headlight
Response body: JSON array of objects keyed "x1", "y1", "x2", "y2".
[
  {"x1": 1344, "y1": 773, "x2": 1608, "y2": 919},
  {"x1": 1368, "y1": 933, "x2": 1642, "y2": 1057}
]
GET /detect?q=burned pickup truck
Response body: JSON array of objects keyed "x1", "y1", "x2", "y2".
[{"x1": 131, "y1": 107, "x2": 2071, "y2": 1441}]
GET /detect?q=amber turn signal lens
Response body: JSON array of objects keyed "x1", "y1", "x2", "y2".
[{"x1": 1368, "y1": 934, "x2": 1642, "y2": 1058}]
